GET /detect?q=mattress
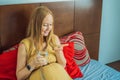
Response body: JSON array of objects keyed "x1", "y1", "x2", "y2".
[{"x1": 74, "y1": 59, "x2": 120, "y2": 80}]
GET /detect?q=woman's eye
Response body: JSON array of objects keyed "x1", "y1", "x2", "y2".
[
  {"x1": 43, "y1": 24, "x2": 48, "y2": 27},
  {"x1": 43, "y1": 23, "x2": 52, "y2": 27},
  {"x1": 49, "y1": 24, "x2": 52, "y2": 26}
]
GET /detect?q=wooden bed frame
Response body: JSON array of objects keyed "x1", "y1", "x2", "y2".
[{"x1": 0, "y1": 0, "x2": 102, "y2": 60}]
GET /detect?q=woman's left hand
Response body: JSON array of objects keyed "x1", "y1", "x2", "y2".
[
  {"x1": 54, "y1": 44, "x2": 69, "y2": 54},
  {"x1": 54, "y1": 45, "x2": 62, "y2": 54}
]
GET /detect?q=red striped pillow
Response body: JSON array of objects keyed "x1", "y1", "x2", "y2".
[{"x1": 60, "y1": 31, "x2": 90, "y2": 66}]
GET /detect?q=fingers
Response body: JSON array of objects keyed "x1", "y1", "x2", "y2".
[
  {"x1": 39, "y1": 58, "x2": 48, "y2": 66},
  {"x1": 54, "y1": 44, "x2": 69, "y2": 50},
  {"x1": 34, "y1": 56, "x2": 47, "y2": 67},
  {"x1": 61, "y1": 44, "x2": 69, "y2": 47},
  {"x1": 39, "y1": 58, "x2": 47, "y2": 66},
  {"x1": 54, "y1": 45, "x2": 63, "y2": 51}
]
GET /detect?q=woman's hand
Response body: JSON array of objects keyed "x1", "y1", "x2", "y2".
[
  {"x1": 28, "y1": 54, "x2": 48, "y2": 69},
  {"x1": 54, "y1": 44, "x2": 69, "y2": 54},
  {"x1": 54, "y1": 44, "x2": 68, "y2": 68},
  {"x1": 54, "y1": 45, "x2": 63, "y2": 54}
]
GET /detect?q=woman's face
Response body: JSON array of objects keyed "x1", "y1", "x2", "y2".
[{"x1": 42, "y1": 14, "x2": 53, "y2": 36}]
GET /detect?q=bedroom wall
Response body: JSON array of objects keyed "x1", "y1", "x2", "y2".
[
  {"x1": 74, "y1": 0, "x2": 102, "y2": 60},
  {"x1": 0, "y1": 0, "x2": 73, "y2": 5},
  {"x1": 99, "y1": 0, "x2": 120, "y2": 64},
  {"x1": 0, "y1": 0, "x2": 102, "y2": 60},
  {"x1": 0, "y1": 26, "x2": 1, "y2": 52},
  {"x1": 0, "y1": 1, "x2": 74, "y2": 52}
]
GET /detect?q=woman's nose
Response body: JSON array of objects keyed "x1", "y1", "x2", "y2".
[{"x1": 46, "y1": 25, "x2": 50, "y2": 30}]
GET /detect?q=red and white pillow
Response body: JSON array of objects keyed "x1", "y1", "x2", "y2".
[{"x1": 60, "y1": 31, "x2": 90, "y2": 66}]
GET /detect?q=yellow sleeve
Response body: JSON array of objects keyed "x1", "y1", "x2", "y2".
[{"x1": 20, "y1": 38, "x2": 30, "y2": 53}]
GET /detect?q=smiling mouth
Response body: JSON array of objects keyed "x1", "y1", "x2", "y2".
[
  {"x1": 43, "y1": 30, "x2": 50, "y2": 36},
  {"x1": 44, "y1": 31, "x2": 49, "y2": 33}
]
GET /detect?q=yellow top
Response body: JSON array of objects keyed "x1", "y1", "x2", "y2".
[{"x1": 21, "y1": 38, "x2": 72, "y2": 80}]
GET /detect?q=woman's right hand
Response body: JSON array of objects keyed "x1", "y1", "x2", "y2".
[{"x1": 28, "y1": 54, "x2": 48, "y2": 69}]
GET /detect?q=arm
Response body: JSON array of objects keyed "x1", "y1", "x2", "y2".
[
  {"x1": 16, "y1": 43, "x2": 32, "y2": 80},
  {"x1": 54, "y1": 35, "x2": 66, "y2": 68},
  {"x1": 16, "y1": 43, "x2": 48, "y2": 80}
]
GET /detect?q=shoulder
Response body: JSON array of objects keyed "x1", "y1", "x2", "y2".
[
  {"x1": 20, "y1": 37, "x2": 33, "y2": 46},
  {"x1": 19, "y1": 37, "x2": 32, "y2": 53},
  {"x1": 52, "y1": 34, "x2": 59, "y2": 39},
  {"x1": 20, "y1": 37, "x2": 31, "y2": 43},
  {"x1": 52, "y1": 34, "x2": 59, "y2": 41},
  {"x1": 52, "y1": 34, "x2": 61, "y2": 45},
  {"x1": 17, "y1": 42, "x2": 27, "y2": 57}
]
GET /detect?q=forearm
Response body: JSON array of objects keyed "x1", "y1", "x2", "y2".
[
  {"x1": 16, "y1": 66, "x2": 33, "y2": 80},
  {"x1": 55, "y1": 51, "x2": 66, "y2": 67}
]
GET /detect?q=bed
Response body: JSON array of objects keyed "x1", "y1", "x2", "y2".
[
  {"x1": 74, "y1": 59, "x2": 120, "y2": 80},
  {"x1": 0, "y1": 0, "x2": 120, "y2": 80}
]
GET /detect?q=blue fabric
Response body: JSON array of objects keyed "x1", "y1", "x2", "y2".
[{"x1": 74, "y1": 59, "x2": 120, "y2": 80}]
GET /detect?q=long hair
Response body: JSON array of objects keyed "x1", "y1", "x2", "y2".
[{"x1": 27, "y1": 6, "x2": 55, "y2": 51}]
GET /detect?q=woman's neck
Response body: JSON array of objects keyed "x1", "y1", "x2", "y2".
[
  {"x1": 43, "y1": 36, "x2": 47, "y2": 42},
  {"x1": 33, "y1": 37, "x2": 47, "y2": 51}
]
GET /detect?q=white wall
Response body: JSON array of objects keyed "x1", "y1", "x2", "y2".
[
  {"x1": 0, "y1": 0, "x2": 73, "y2": 6},
  {"x1": 99, "y1": 0, "x2": 120, "y2": 64}
]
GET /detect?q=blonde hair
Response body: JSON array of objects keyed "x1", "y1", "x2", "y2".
[{"x1": 27, "y1": 6, "x2": 56, "y2": 51}]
